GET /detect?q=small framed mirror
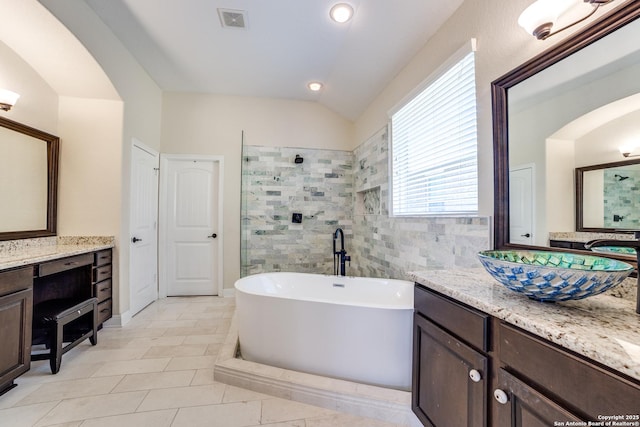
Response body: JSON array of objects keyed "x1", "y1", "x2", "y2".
[
  {"x1": 0, "y1": 116, "x2": 59, "y2": 241},
  {"x1": 576, "y1": 158, "x2": 640, "y2": 232}
]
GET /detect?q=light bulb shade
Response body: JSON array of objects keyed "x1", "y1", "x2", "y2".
[
  {"x1": 330, "y1": 3, "x2": 354, "y2": 23},
  {"x1": 518, "y1": 0, "x2": 581, "y2": 38},
  {"x1": 308, "y1": 82, "x2": 323, "y2": 92},
  {"x1": 0, "y1": 89, "x2": 20, "y2": 111},
  {"x1": 619, "y1": 145, "x2": 635, "y2": 157}
]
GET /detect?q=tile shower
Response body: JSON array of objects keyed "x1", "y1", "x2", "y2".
[{"x1": 241, "y1": 126, "x2": 492, "y2": 280}]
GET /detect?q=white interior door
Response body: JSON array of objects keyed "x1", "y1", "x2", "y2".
[
  {"x1": 510, "y1": 165, "x2": 534, "y2": 245},
  {"x1": 129, "y1": 141, "x2": 159, "y2": 316},
  {"x1": 161, "y1": 156, "x2": 222, "y2": 296}
]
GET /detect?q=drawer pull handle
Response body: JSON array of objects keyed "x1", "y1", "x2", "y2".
[
  {"x1": 469, "y1": 369, "x2": 482, "y2": 383},
  {"x1": 494, "y1": 389, "x2": 509, "y2": 405},
  {"x1": 100, "y1": 308, "x2": 110, "y2": 313},
  {"x1": 64, "y1": 262, "x2": 79, "y2": 266}
]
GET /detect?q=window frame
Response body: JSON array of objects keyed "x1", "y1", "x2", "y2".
[{"x1": 388, "y1": 39, "x2": 478, "y2": 217}]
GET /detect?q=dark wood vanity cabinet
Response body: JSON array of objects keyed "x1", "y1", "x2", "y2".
[
  {"x1": 413, "y1": 284, "x2": 640, "y2": 427},
  {"x1": 92, "y1": 249, "x2": 113, "y2": 325},
  {"x1": 413, "y1": 285, "x2": 489, "y2": 427},
  {"x1": 0, "y1": 247, "x2": 113, "y2": 394},
  {"x1": 0, "y1": 267, "x2": 33, "y2": 395},
  {"x1": 495, "y1": 323, "x2": 640, "y2": 424}
]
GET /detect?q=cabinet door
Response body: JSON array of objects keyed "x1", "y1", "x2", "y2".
[
  {"x1": 0, "y1": 287, "x2": 32, "y2": 392},
  {"x1": 412, "y1": 314, "x2": 487, "y2": 427},
  {"x1": 493, "y1": 369, "x2": 582, "y2": 427}
]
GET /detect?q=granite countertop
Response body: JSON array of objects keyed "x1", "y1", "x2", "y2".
[
  {"x1": 0, "y1": 236, "x2": 114, "y2": 271},
  {"x1": 409, "y1": 268, "x2": 640, "y2": 382}
]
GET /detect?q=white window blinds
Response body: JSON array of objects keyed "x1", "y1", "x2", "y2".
[{"x1": 391, "y1": 47, "x2": 478, "y2": 216}]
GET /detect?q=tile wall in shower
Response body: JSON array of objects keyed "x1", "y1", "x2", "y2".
[
  {"x1": 241, "y1": 146, "x2": 353, "y2": 276},
  {"x1": 241, "y1": 127, "x2": 492, "y2": 280}
]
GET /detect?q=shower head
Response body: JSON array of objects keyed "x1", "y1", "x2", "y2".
[
  {"x1": 294, "y1": 154, "x2": 303, "y2": 164},
  {"x1": 615, "y1": 174, "x2": 629, "y2": 181}
]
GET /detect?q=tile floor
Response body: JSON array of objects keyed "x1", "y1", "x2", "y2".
[{"x1": 0, "y1": 297, "x2": 402, "y2": 427}]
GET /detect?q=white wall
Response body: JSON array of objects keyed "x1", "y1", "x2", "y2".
[
  {"x1": 0, "y1": 41, "x2": 58, "y2": 133},
  {"x1": 40, "y1": 0, "x2": 164, "y2": 317},
  {"x1": 161, "y1": 93, "x2": 353, "y2": 289},
  {"x1": 352, "y1": 0, "x2": 634, "y2": 218},
  {"x1": 56, "y1": 97, "x2": 123, "y2": 236}
]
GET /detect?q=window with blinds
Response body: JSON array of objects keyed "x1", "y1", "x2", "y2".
[{"x1": 390, "y1": 47, "x2": 478, "y2": 216}]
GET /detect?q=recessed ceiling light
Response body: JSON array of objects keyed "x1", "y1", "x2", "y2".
[
  {"x1": 330, "y1": 3, "x2": 354, "y2": 23},
  {"x1": 308, "y1": 82, "x2": 323, "y2": 92}
]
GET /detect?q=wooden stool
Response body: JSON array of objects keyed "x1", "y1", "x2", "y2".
[{"x1": 31, "y1": 297, "x2": 98, "y2": 374}]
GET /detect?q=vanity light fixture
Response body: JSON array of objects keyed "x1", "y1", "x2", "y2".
[
  {"x1": 518, "y1": 0, "x2": 616, "y2": 40},
  {"x1": 0, "y1": 89, "x2": 20, "y2": 111},
  {"x1": 307, "y1": 81, "x2": 323, "y2": 92},
  {"x1": 619, "y1": 145, "x2": 640, "y2": 158},
  {"x1": 330, "y1": 3, "x2": 354, "y2": 24}
]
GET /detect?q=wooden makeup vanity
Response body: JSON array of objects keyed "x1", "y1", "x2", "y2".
[{"x1": 0, "y1": 245, "x2": 113, "y2": 395}]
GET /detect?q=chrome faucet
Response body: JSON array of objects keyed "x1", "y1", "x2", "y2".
[
  {"x1": 333, "y1": 228, "x2": 351, "y2": 276},
  {"x1": 585, "y1": 232, "x2": 640, "y2": 314}
]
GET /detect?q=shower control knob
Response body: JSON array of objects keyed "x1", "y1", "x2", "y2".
[
  {"x1": 469, "y1": 369, "x2": 482, "y2": 383},
  {"x1": 494, "y1": 389, "x2": 509, "y2": 405}
]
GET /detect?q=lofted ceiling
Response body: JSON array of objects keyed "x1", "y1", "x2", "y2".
[{"x1": 82, "y1": 0, "x2": 464, "y2": 120}]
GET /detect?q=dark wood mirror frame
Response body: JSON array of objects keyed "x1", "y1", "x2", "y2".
[
  {"x1": 491, "y1": 1, "x2": 640, "y2": 251},
  {"x1": 0, "y1": 116, "x2": 59, "y2": 241},
  {"x1": 575, "y1": 158, "x2": 640, "y2": 233}
]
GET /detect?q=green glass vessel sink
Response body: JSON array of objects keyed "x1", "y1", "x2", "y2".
[{"x1": 478, "y1": 250, "x2": 633, "y2": 302}]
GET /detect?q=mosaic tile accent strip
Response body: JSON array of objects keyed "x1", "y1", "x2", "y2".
[{"x1": 241, "y1": 146, "x2": 353, "y2": 276}]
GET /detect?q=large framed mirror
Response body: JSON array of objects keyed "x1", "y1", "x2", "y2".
[
  {"x1": 0, "y1": 116, "x2": 59, "y2": 241},
  {"x1": 492, "y1": 1, "x2": 640, "y2": 250}
]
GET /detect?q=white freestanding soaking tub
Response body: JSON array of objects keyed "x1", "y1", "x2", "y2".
[{"x1": 234, "y1": 272, "x2": 414, "y2": 390}]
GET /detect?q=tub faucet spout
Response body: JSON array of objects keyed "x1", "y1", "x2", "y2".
[
  {"x1": 333, "y1": 228, "x2": 350, "y2": 276},
  {"x1": 585, "y1": 234, "x2": 640, "y2": 315}
]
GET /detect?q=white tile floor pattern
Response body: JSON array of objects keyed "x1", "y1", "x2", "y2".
[{"x1": 0, "y1": 297, "x2": 402, "y2": 427}]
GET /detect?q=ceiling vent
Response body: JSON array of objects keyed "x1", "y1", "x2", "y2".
[{"x1": 218, "y1": 8, "x2": 248, "y2": 29}]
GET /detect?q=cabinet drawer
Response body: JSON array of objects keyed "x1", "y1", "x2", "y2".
[
  {"x1": 97, "y1": 299, "x2": 112, "y2": 325},
  {"x1": 38, "y1": 253, "x2": 93, "y2": 277},
  {"x1": 0, "y1": 267, "x2": 33, "y2": 297},
  {"x1": 93, "y1": 265, "x2": 112, "y2": 284},
  {"x1": 94, "y1": 249, "x2": 112, "y2": 267},
  {"x1": 94, "y1": 279, "x2": 112, "y2": 303},
  {"x1": 414, "y1": 285, "x2": 489, "y2": 352},
  {"x1": 499, "y1": 322, "x2": 640, "y2": 418}
]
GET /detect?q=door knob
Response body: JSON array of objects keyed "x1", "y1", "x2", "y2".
[
  {"x1": 521, "y1": 233, "x2": 531, "y2": 238},
  {"x1": 131, "y1": 237, "x2": 142, "y2": 243},
  {"x1": 494, "y1": 389, "x2": 509, "y2": 405},
  {"x1": 469, "y1": 369, "x2": 482, "y2": 383},
  {"x1": 208, "y1": 233, "x2": 218, "y2": 239}
]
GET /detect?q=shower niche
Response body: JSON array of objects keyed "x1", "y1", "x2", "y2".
[{"x1": 356, "y1": 187, "x2": 381, "y2": 216}]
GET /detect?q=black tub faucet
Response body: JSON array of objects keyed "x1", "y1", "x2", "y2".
[
  {"x1": 333, "y1": 228, "x2": 350, "y2": 276},
  {"x1": 585, "y1": 232, "x2": 640, "y2": 315}
]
